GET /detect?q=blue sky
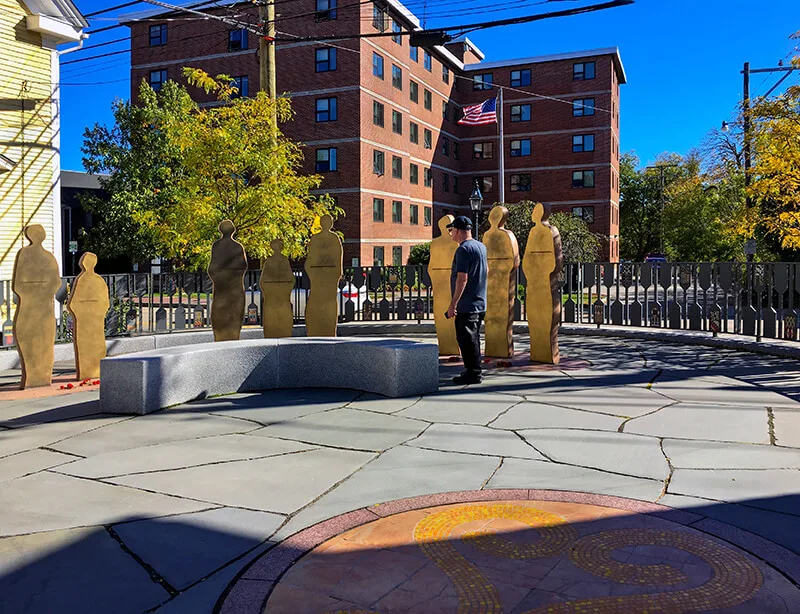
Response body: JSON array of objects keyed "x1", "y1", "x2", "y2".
[{"x1": 60, "y1": 0, "x2": 799, "y2": 171}]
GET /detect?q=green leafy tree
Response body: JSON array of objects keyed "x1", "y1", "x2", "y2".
[
  {"x1": 407, "y1": 242, "x2": 430, "y2": 265},
  {"x1": 619, "y1": 153, "x2": 664, "y2": 261}
]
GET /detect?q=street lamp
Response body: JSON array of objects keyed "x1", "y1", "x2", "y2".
[{"x1": 469, "y1": 181, "x2": 483, "y2": 238}]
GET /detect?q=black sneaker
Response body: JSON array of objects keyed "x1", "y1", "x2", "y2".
[{"x1": 453, "y1": 374, "x2": 482, "y2": 385}]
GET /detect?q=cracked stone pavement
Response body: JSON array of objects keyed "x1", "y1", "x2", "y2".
[{"x1": 2, "y1": 335, "x2": 800, "y2": 613}]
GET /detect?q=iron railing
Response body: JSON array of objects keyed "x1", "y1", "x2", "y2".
[{"x1": 1, "y1": 262, "x2": 798, "y2": 348}]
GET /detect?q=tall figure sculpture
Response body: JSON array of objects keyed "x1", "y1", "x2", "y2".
[
  {"x1": 12, "y1": 225, "x2": 62, "y2": 388},
  {"x1": 260, "y1": 239, "x2": 295, "y2": 338},
  {"x1": 483, "y1": 206, "x2": 520, "y2": 358},
  {"x1": 305, "y1": 214, "x2": 342, "y2": 337},
  {"x1": 67, "y1": 253, "x2": 110, "y2": 379},
  {"x1": 428, "y1": 215, "x2": 459, "y2": 356},
  {"x1": 522, "y1": 203, "x2": 564, "y2": 364},
  {"x1": 207, "y1": 220, "x2": 247, "y2": 341}
]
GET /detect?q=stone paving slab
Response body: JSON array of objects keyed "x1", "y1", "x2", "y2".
[
  {"x1": 406, "y1": 423, "x2": 546, "y2": 460},
  {"x1": 0, "y1": 448, "x2": 76, "y2": 483},
  {"x1": 525, "y1": 385, "x2": 671, "y2": 418},
  {"x1": 772, "y1": 407, "x2": 800, "y2": 448},
  {"x1": 397, "y1": 390, "x2": 523, "y2": 425},
  {"x1": 651, "y1": 375, "x2": 800, "y2": 408},
  {"x1": 663, "y1": 439, "x2": 800, "y2": 469},
  {"x1": 0, "y1": 415, "x2": 128, "y2": 459},
  {"x1": 0, "y1": 391, "x2": 100, "y2": 427},
  {"x1": 489, "y1": 401, "x2": 624, "y2": 431},
  {"x1": 346, "y1": 392, "x2": 421, "y2": 414}
]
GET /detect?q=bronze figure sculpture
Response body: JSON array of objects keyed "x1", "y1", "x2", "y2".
[
  {"x1": 305, "y1": 214, "x2": 342, "y2": 337},
  {"x1": 260, "y1": 239, "x2": 295, "y2": 338},
  {"x1": 208, "y1": 220, "x2": 247, "y2": 341},
  {"x1": 428, "y1": 215, "x2": 459, "y2": 356},
  {"x1": 483, "y1": 206, "x2": 520, "y2": 358},
  {"x1": 66, "y1": 252, "x2": 110, "y2": 380}
]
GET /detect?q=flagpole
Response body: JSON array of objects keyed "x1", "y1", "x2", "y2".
[{"x1": 497, "y1": 87, "x2": 505, "y2": 203}]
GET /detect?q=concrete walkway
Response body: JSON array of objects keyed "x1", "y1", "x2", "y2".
[{"x1": 2, "y1": 335, "x2": 800, "y2": 612}]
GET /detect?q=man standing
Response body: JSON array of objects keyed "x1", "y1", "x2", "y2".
[{"x1": 446, "y1": 216, "x2": 488, "y2": 384}]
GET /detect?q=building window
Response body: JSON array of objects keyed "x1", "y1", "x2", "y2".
[
  {"x1": 410, "y1": 45, "x2": 418, "y2": 62},
  {"x1": 410, "y1": 163, "x2": 419, "y2": 184},
  {"x1": 373, "y1": 246, "x2": 385, "y2": 265},
  {"x1": 409, "y1": 122, "x2": 419, "y2": 144},
  {"x1": 442, "y1": 65, "x2": 450, "y2": 83},
  {"x1": 392, "y1": 20, "x2": 402, "y2": 44},
  {"x1": 316, "y1": 148, "x2": 337, "y2": 172},
  {"x1": 231, "y1": 76, "x2": 249, "y2": 98},
  {"x1": 572, "y1": 206, "x2": 595, "y2": 222},
  {"x1": 572, "y1": 170, "x2": 595, "y2": 188},
  {"x1": 392, "y1": 64, "x2": 402, "y2": 89},
  {"x1": 228, "y1": 29, "x2": 248, "y2": 51},
  {"x1": 373, "y1": 101, "x2": 384, "y2": 126},
  {"x1": 473, "y1": 73, "x2": 493, "y2": 90},
  {"x1": 149, "y1": 69, "x2": 168, "y2": 92},
  {"x1": 423, "y1": 89, "x2": 432, "y2": 110},
  {"x1": 373, "y1": 198, "x2": 385, "y2": 222},
  {"x1": 424, "y1": 206, "x2": 432, "y2": 226},
  {"x1": 315, "y1": 97, "x2": 337, "y2": 122},
  {"x1": 510, "y1": 138, "x2": 530, "y2": 157},
  {"x1": 315, "y1": 0, "x2": 337, "y2": 20},
  {"x1": 373, "y1": 52, "x2": 384, "y2": 79},
  {"x1": 573, "y1": 61, "x2": 596, "y2": 80},
  {"x1": 316, "y1": 48, "x2": 336, "y2": 72},
  {"x1": 510, "y1": 68, "x2": 531, "y2": 87},
  {"x1": 392, "y1": 200, "x2": 402, "y2": 223},
  {"x1": 149, "y1": 24, "x2": 167, "y2": 46},
  {"x1": 410, "y1": 204, "x2": 419, "y2": 225},
  {"x1": 372, "y1": 2, "x2": 387, "y2": 30},
  {"x1": 474, "y1": 176, "x2": 493, "y2": 193},
  {"x1": 423, "y1": 128, "x2": 432, "y2": 149},
  {"x1": 373, "y1": 150, "x2": 385, "y2": 175},
  {"x1": 442, "y1": 100, "x2": 448, "y2": 119},
  {"x1": 573, "y1": 134, "x2": 595, "y2": 152},
  {"x1": 510, "y1": 174, "x2": 531, "y2": 192},
  {"x1": 573, "y1": 98, "x2": 595, "y2": 116},
  {"x1": 442, "y1": 173, "x2": 450, "y2": 192},
  {"x1": 453, "y1": 142, "x2": 459, "y2": 160},
  {"x1": 424, "y1": 167, "x2": 432, "y2": 187},
  {"x1": 392, "y1": 155, "x2": 402, "y2": 179},
  {"x1": 424, "y1": 50, "x2": 432, "y2": 71},
  {"x1": 392, "y1": 246, "x2": 403, "y2": 265},
  {"x1": 473, "y1": 142, "x2": 493, "y2": 159},
  {"x1": 510, "y1": 104, "x2": 531, "y2": 122},
  {"x1": 453, "y1": 176, "x2": 459, "y2": 193},
  {"x1": 409, "y1": 80, "x2": 418, "y2": 103},
  {"x1": 392, "y1": 110, "x2": 402, "y2": 135},
  {"x1": 441, "y1": 136, "x2": 449, "y2": 156}
]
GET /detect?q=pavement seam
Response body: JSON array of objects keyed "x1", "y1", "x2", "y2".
[
  {"x1": 654, "y1": 438, "x2": 674, "y2": 503},
  {"x1": 646, "y1": 368, "x2": 664, "y2": 389},
  {"x1": 511, "y1": 430, "x2": 553, "y2": 461},
  {"x1": 481, "y1": 457, "x2": 504, "y2": 489},
  {"x1": 38, "y1": 445, "x2": 85, "y2": 459},
  {"x1": 105, "y1": 524, "x2": 179, "y2": 598},
  {"x1": 617, "y1": 400, "x2": 680, "y2": 433},
  {"x1": 516, "y1": 397, "x2": 630, "y2": 420},
  {"x1": 485, "y1": 400, "x2": 525, "y2": 427},
  {"x1": 767, "y1": 407, "x2": 777, "y2": 445}
]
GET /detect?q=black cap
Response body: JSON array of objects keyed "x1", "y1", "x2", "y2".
[{"x1": 446, "y1": 215, "x2": 473, "y2": 230}]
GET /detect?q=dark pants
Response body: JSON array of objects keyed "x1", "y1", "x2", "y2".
[{"x1": 455, "y1": 311, "x2": 485, "y2": 379}]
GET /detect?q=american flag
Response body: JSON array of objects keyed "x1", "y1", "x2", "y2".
[{"x1": 458, "y1": 97, "x2": 497, "y2": 126}]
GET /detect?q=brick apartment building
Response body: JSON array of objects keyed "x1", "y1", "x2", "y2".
[{"x1": 128, "y1": 0, "x2": 625, "y2": 264}]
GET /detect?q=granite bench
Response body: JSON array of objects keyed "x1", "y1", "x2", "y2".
[{"x1": 99, "y1": 337, "x2": 440, "y2": 414}]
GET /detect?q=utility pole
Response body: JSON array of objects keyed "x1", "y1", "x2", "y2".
[
  {"x1": 257, "y1": 0, "x2": 277, "y2": 139},
  {"x1": 646, "y1": 163, "x2": 679, "y2": 255}
]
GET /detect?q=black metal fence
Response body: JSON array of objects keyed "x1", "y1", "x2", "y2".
[{"x1": 1, "y1": 262, "x2": 798, "y2": 348}]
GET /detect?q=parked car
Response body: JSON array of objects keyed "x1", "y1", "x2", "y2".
[
  {"x1": 644, "y1": 253, "x2": 668, "y2": 263},
  {"x1": 338, "y1": 282, "x2": 368, "y2": 311}
]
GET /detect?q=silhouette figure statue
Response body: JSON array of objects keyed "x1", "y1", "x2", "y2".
[
  {"x1": 483, "y1": 206, "x2": 520, "y2": 358},
  {"x1": 428, "y1": 215, "x2": 459, "y2": 356},
  {"x1": 207, "y1": 220, "x2": 247, "y2": 341},
  {"x1": 67, "y1": 252, "x2": 110, "y2": 380},
  {"x1": 12, "y1": 225, "x2": 62, "y2": 388},
  {"x1": 522, "y1": 203, "x2": 564, "y2": 364},
  {"x1": 260, "y1": 239, "x2": 295, "y2": 338},
  {"x1": 304, "y1": 214, "x2": 342, "y2": 337}
]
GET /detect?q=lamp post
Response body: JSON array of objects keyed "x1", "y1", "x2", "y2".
[
  {"x1": 645, "y1": 163, "x2": 679, "y2": 255},
  {"x1": 469, "y1": 181, "x2": 483, "y2": 239}
]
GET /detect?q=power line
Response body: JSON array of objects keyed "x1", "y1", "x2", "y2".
[
  {"x1": 62, "y1": 49, "x2": 130, "y2": 65},
  {"x1": 84, "y1": 1, "x2": 144, "y2": 17}
]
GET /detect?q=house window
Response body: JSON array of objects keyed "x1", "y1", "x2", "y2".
[
  {"x1": 510, "y1": 174, "x2": 531, "y2": 191},
  {"x1": 149, "y1": 24, "x2": 167, "y2": 46},
  {"x1": 373, "y1": 150, "x2": 385, "y2": 175},
  {"x1": 423, "y1": 89, "x2": 432, "y2": 111},
  {"x1": 572, "y1": 206, "x2": 595, "y2": 223},
  {"x1": 373, "y1": 101, "x2": 384, "y2": 126},
  {"x1": 474, "y1": 176, "x2": 493, "y2": 193},
  {"x1": 409, "y1": 80, "x2": 418, "y2": 102},
  {"x1": 410, "y1": 204, "x2": 419, "y2": 225},
  {"x1": 409, "y1": 122, "x2": 419, "y2": 144},
  {"x1": 149, "y1": 69, "x2": 168, "y2": 92},
  {"x1": 442, "y1": 65, "x2": 450, "y2": 83},
  {"x1": 315, "y1": 97, "x2": 337, "y2": 122},
  {"x1": 316, "y1": 148, "x2": 337, "y2": 172},
  {"x1": 372, "y1": 2, "x2": 387, "y2": 30},
  {"x1": 392, "y1": 155, "x2": 402, "y2": 179},
  {"x1": 228, "y1": 29, "x2": 248, "y2": 51},
  {"x1": 392, "y1": 20, "x2": 402, "y2": 44},
  {"x1": 373, "y1": 246, "x2": 385, "y2": 265},
  {"x1": 510, "y1": 69, "x2": 531, "y2": 87},
  {"x1": 510, "y1": 104, "x2": 531, "y2": 122},
  {"x1": 410, "y1": 45, "x2": 418, "y2": 62},
  {"x1": 392, "y1": 64, "x2": 402, "y2": 89},
  {"x1": 441, "y1": 137, "x2": 449, "y2": 156},
  {"x1": 424, "y1": 50, "x2": 432, "y2": 71},
  {"x1": 510, "y1": 138, "x2": 530, "y2": 157},
  {"x1": 392, "y1": 110, "x2": 402, "y2": 135},
  {"x1": 315, "y1": 0, "x2": 337, "y2": 20},
  {"x1": 231, "y1": 76, "x2": 249, "y2": 98},
  {"x1": 373, "y1": 198, "x2": 385, "y2": 222},
  {"x1": 453, "y1": 176, "x2": 459, "y2": 193},
  {"x1": 316, "y1": 48, "x2": 336, "y2": 72},
  {"x1": 473, "y1": 73, "x2": 493, "y2": 90},
  {"x1": 442, "y1": 100, "x2": 448, "y2": 119},
  {"x1": 424, "y1": 206, "x2": 432, "y2": 226},
  {"x1": 392, "y1": 200, "x2": 402, "y2": 223},
  {"x1": 423, "y1": 128, "x2": 432, "y2": 149},
  {"x1": 573, "y1": 134, "x2": 595, "y2": 152},
  {"x1": 473, "y1": 142, "x2": 493, "y2": 159},
  {"x1": 372, "y1": 52, "x2": 384, "y2": 79},
  {"x1": 442, "y1": 173, "x2": 450, "y2": 192},
  {"x1": 572, "y1": 170, "x2": 595, "y2": 188},
  {"x1": 573, "y1": 61, "x2": 596, "y2": 80},
  {"x1": 573, "y1": 98, "x2": 595, "y2": 116},
  {"x1": 453, "y1": 142, "x2": 459, "y2": 160},
  {"x1": 410, "y1": 163, "x2": 419, "y2": 184},
  {"x1": 392, "y1": 246, "x2": 403, "y2": 265},
  {"x1": 424, "y1": 167, "x2": 432, "y2": 187}
]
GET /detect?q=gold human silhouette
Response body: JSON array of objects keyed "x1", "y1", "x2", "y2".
[
  {"x1": 522, "y1": 203, "x2": 564, "y2": 364},
  {"x1": 428, "y1": 215, "x2": 459, "y2": 355},
  {"x1": 483, "y1": 206, "x2": 520, "y2": 358},
  {"x1": 207, "y1": 220, "x2": 247, "y2": 341},
  {"x1": 12, "y1": 225, "x2": 62, "y2": 388},
  {"x1": 67, "y1": 252, "x2": 110, "y2": 379},
  {"x1": 260, "y1": 239, "x2": 295, "y2": 338},
  {"x1": 304, "y1": 214, "x2": 342, "y2": 337}
]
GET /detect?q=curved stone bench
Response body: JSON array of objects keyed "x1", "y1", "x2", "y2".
[{"x1": 99, "y1": 337, "x2": 439, "y2": 414}]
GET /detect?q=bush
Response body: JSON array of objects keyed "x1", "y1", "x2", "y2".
[{"x1": 407, "y1": 242, "x2": 431, "y2": 265}]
